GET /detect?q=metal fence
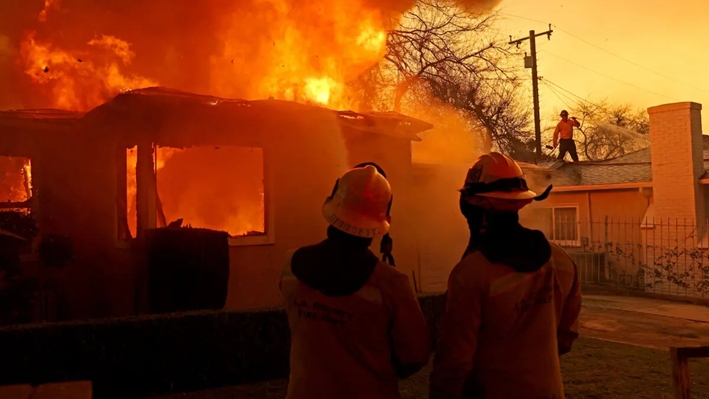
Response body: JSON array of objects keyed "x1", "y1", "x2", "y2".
[{"x1": 528, "y1": 216, "x2": 709, "y2": 300}]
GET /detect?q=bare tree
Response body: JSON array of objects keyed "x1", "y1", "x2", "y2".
[
  {"x1": 350, "y1": 0, "x2": 533, "y2": 155},
  {"x1": 384, "y1": 0, "x2": 512, "y2": 111},
  {"x1": 567, "y1": 101, "x2": 649, "y2": 160},
  {"x1": 426, "y1": 76, "x2": 533, "y2": 156}
]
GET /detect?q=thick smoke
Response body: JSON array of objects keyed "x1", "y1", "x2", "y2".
[
  {"x1": 0, "y1": 0, "x2": 407, "y2": 109},
  {"x1": 0, "y1": 0, "x2": 501, "y2": 110}
]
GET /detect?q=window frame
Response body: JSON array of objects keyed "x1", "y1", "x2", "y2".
[
  {"x1": 0, "y1": 154, "x2": 40, "y2": 259},
  {"x1": 227, "y1": 147, "x2": 274, "y2": 247},
  {"x1": 115, "y1": 144, "x2": 275, "y2": 248},
  {"x1": 539, "y1": 204, "x2": 581, "y2": 248}
]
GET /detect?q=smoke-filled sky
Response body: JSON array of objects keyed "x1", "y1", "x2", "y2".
[
  {"x1": 496, "y1": 0, "x2": 709, "y2": 127},
  {"x1": 1, "y1": 0, "x2": 706, "y2": 125}
]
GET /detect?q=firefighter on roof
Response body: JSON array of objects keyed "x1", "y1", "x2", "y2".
[
  {"x1": 429, "y1": 152, "x2": 582, "y2": 399},
  {"x1": 553, "y1": 110, "x2": 581, "y2": 163},
  {"x1": 279, "y1": 164, "x2": 430, "y2": 399}
]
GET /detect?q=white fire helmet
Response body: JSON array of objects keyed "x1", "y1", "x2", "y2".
[{"x1": 322, "y1": 165, "x2": 393, "y2": 238}]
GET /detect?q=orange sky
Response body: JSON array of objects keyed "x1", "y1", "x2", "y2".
[
  {"x1": 495, "y1": 0, "x2": 709, "y2": 128},
  {"x1": 2, "y1": 0, "x2": 708, "y2": 130}
]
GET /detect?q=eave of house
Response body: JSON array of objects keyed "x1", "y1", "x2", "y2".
[
  {"x1": 79, "y1": 87, "x2": 434, "y2": 146},
  {"x1": 550, "y1": 181, "x2": 653, "y2": 192},
  {"x1": 0, "y1": 109, "x2": 84, "y2": 156}
]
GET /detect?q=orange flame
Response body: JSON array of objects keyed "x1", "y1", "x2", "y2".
[
  {"x1": 125, "y1": 147, "x2": 183, "y2": 237},
  {"x1": 38, "y1": 0, "x2": 60, "y2": 23},
  {"x1": 20, "y1": 32, "x2": 157, "y2": 112},
  {"x1": 15, "y1": 1, "x2": 397, "y2": 238},
  {"x1": 212, "y1": 1, "x2": 389, "y2": 109},
  {"x1": 0, "y1": 157, "x2": 32, "y2": 204}
]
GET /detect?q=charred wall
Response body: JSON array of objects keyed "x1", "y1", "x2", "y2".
[
  {"x1": 226, "y1": 127, "x2": 418, "y2": 308},
  {"x1": 225, "y1": 108, "x2": 352, "y2": 310},
  {"x1": 4, "y1": 101, "x2": 425, "y2": 320},
  {"x1": 0, "y1": 124, "x2": 137, "y2": 321}
]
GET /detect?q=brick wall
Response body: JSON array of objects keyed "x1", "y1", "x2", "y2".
[
  {"x1": 646, "y1": 102, "x2": 704, "y2": 296},
  {"x1": 647, "y1": 102, "x2": 704, "y2": 227}
]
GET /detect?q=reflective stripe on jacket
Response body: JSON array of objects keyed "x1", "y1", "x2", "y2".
[
  {"x1": 280, "y1": 249, "x2": 431, "y2": 399},
  {"x1": 429, "y1": 243, "x2": 582, "y2": 399}
]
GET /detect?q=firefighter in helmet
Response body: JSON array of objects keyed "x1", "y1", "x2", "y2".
[
  {"x1": 429, "y1": 152, "x2": 582, "y2": 399},
  {"x1": 279, "y1": 164, "x2": 430, "y2": 399}
]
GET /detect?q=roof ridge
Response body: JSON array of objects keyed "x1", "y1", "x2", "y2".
[{"x1": 574, "y1": 161, "x2": 651, "y2": 166}]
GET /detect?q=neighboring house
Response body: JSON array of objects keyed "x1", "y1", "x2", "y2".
[
  {"x1": 406, "y1": 102, "x2": 706, "y2": 293},
  {"x1": 519, "y1": 102, "x2": 708, "y2": 297}
]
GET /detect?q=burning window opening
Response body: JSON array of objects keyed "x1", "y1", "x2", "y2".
[
  {"x1": 124, "y1": 146, "x2": 265, "y2": 239},
  {"x1": 0, "y1": 156, "x2": 34, "y2": 247},
  {"x1": 0, "y1": 156, "x2": 33, "y2": 205}
]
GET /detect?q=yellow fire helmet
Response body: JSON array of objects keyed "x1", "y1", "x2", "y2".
[
  {"x1": 322, "y1": 165, "x2": 393, "y2": 238},
  {"x1": 460, "y1": 152, "x2": 552, "y2": 201}
]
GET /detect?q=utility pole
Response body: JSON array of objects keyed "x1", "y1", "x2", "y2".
[{"x1": 510, "y1": 24, "x2": 553, "y2": 162}]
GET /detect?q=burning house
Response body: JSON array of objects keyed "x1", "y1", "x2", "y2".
[
  {"x1": 0, "y1": 87, "x2": 433, "y2": 321},
  {"x1": 0, "y1": 0, "x2": 514, "y2": 322}
]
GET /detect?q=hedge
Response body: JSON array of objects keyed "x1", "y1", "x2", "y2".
[{"x1": 0, "y1": 293, "x2": 445, "y2": 399}]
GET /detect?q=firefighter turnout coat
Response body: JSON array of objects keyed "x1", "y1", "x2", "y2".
[
  {"x1": 430, "y1": 238, "x2": 582, "y2": 399},
  {"x1": 279, "y1": 240, "x2": 431, "y2": 399}
]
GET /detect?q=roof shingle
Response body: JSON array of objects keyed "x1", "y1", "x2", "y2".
[{"x1": 520, "y1": 136, "x2": 709, "y2": 188}]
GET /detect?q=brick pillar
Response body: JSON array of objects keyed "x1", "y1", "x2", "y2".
[
  {"x1": 648, "y1": 102, "x2": 704, "y2": 227},
  {"x1": 644, "y1": 102, "x2": 704, "y2": 295}
]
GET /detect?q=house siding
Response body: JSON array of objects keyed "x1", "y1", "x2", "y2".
[{"x1": 521, "y1": 188, "x2": 650, "y2": 278}]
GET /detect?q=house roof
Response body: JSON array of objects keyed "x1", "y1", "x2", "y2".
[
  {"x1": 0, "y1": 109, "x2": 83, "y2": 129},
  {"x1": 521, "y1": 135, "x2": 709, "y2": 189},
  {"x1": 79, "y1": 87, "x2": 433, "y2": 146},
  {"x1": 0, "y1": 109, "x2": 85, "y2": 156},
  {"x1": 0, "y1": 87, "x2": 433, "y2": 149}
]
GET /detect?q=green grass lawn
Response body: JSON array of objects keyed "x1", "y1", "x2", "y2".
[
  {"x1": 147, "y1": 337, "x2": 709, "y2": 399},
  {"x1": 560, "y1": 338, "x2": 709, "y2": 399},
  {"x1": 400, "y1": 337, "x2": 709, "y2": 399}
]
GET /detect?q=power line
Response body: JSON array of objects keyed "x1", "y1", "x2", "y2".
[
  {"x1": 542, "y1": 80, "x2": 581, "y2": 109},
  {"x1": 497, "y1": 10, "x2": 549, "y2": 26},
  {"x1": 550, "y1": 27, "x2": 709, "y2": 94},
  {"x1": 498, "y1": 11, "x2": 709, "y2": 94},
  {"x1": 541, "y1": 82, "x2": 571, "y2": 112},
  {"x1": 509, "y1": 26, "x2": 554, "y2": 160},
  {"x1": 542, "y1": 78, "x2": 597, "y2": 108},
  {"x1": 541, "y1": 50, "x2": 681, "y2": 101}
]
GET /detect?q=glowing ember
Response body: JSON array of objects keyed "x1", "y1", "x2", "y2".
[{"x1": 20, "y1": 33, "x2": 157, "y2": 112}]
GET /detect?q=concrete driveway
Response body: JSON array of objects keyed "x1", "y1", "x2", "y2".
[{"x1": 580, "y1": 294, "x2": 709, "y2": 349}]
